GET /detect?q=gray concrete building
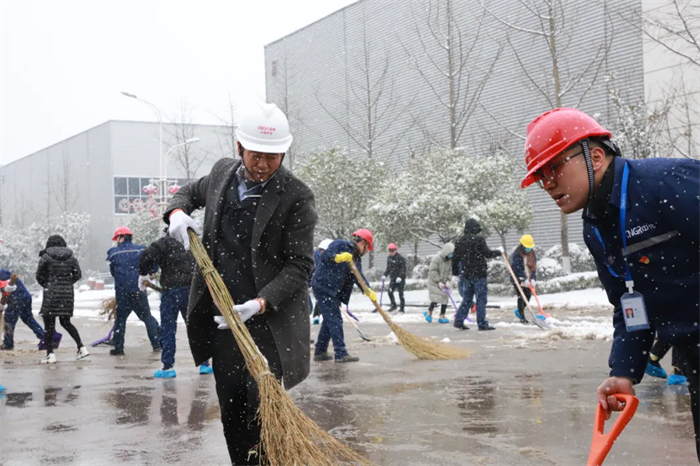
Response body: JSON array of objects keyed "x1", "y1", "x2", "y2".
[
  {"x1": 0, "y1": 120, "x2": 231, "y2": 272},
  {"x1": 264, "y1": 0, "x2": 648, "y2": 263}
]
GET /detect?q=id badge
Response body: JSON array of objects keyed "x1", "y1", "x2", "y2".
[{"x1": 620, "y1": 291, "x2": 650, "y2": 332}]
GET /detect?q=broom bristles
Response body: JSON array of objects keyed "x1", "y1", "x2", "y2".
[
  {"x1": 187, "y1": 230, "x2": 370, "y2": 466},
  {"x1": 348, "y1": 262, "x2": 470, "y2": 360},
  {"x1": 99, "y1": 297, "x2": 117, "y2": 321}
]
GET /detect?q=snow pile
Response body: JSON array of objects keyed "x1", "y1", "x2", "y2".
[{"x1": 520, "y1": 316, "x2": 613, "y2": 342}]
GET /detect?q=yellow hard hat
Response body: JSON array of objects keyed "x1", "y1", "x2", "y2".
[{"x1": 520, "y1": 234, "x2": 535, "y2": 249}]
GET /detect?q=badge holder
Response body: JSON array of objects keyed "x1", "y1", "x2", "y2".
[
  {"x1": 586, "y1": 393, "x2": 639, "y2": 466},
  {"x1": 620, "y1": 280, "x2": 650, "y2": 332}
]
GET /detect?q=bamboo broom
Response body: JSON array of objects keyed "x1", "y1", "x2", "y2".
[
  {"x1": 0, "y1": 274, "x2": 18, "y2": 342},
  {"x1": 348, "y1": 261, "x2": 470, "y2": 360},
  {"x1": 187, "y1": 230, "x2": 370, "y2": 466},
  {"x1": 99, "y1": 297, "x2": 117, "y2": 321}
]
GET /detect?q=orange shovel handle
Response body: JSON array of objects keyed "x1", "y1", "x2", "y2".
[
  {"x1": 586, "y1": 393, "x2": 639, "y2": 466},
  {"x1": 528, "y1": 285, "x2": 551, "y2": 318}
]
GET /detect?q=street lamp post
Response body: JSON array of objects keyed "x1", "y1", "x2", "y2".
[{"x1": 121, "y1": 91, "x2": 163, "y2": 194}]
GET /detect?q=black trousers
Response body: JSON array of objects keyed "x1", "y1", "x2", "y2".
[
  {"x1": 388, "y1": 280, "x2": 405, "y2": 311},
  {"x1": 428, "y1": 303, "x2": 447, "y2": 316},
  {"x1": 210, "y1": 318, "x2": 283, "y2": 465},
  {"x1": 650, "y1": 338, "x2": 682, "y2": 370},
  {"x1": 43, "y1": 315, "x2": 82, "y2": 353},
  {"x1": 514, "y1": 284, "x2": 532, "y2": 316},
  {"x1": 669, "y1": 341, "x2": 699, "y2": 460}
]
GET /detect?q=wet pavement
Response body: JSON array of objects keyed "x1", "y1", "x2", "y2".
[{"x1": 1, "y1": 307, "x2": 696, "y2": 465}]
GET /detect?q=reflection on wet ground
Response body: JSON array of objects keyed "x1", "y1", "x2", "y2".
[{"x1": 1, "y1": 317, "x2": 697, "y2": 464}]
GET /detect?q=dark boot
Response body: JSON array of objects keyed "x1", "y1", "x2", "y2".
[
  {"x1": 313, "y1": 352, "x2": 333, "y2": 362},
  {"x1": 454, "y1": 322, "x2": 470, "y2": 330},
  {"x1": 335, "y1": 354, "x2": 359, "y2": 363}
]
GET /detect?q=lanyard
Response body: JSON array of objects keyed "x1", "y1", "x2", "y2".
[{"x1": 593, "y1": 163, "x2": 635, "y2": 294}]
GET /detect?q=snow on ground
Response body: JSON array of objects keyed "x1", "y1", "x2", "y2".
[{"x1": 31, "y1": 286, "x2": 613, "y2": 338}]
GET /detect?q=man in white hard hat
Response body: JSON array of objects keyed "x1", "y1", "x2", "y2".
[{"x1": 164, "y1": 102, "x2": 318, "y2": 464}]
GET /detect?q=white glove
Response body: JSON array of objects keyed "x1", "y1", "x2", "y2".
[
  {"x1": 523, "y1": 279, "x2": 530, "y2": 287},
  {"x1": 214, "y1": 300, "x2": 262, "y2": 329},
  {"x1": 496, "y1": 246, "x2": 504, "y2": 253},
  {"x1": 440, "y1": 282, "x2": 447, "y2": 289},
  {"x1": 381, "y1": 275, "x2": 386, "y2": 280},
  {"x1": 530, "y1": 279, "x2": 536, "y2": 288},
  {"x1": 214, "y1": 315, "x2": 229, "y2": 329},
  {"x1": 138, "y1": 275, "x2": 149, "y2": 292},
  {"x1": 2, "y1": 284, "x2": 17, "y2": 293},
  {"x1": 169, "y1": 210, "x2": 203, "y2": 251},
  {"x1": 396, "y1": 277, "x2": 402, "y2": 283}
]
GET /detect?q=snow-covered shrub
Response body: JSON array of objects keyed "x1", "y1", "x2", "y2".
[
  {"x1": 0, "y1": 212, "x2": 91, "y2": 285},
  {"x1": 487, "y1": 259, "x2": 510, "y2": 285},
  {"x1": 537, "y1": 257, "x2": 566, "y2": 280},
  {"x1": 364, "y1": 267, "x2": 383, "y2": 282},
  {"x1": 544, "y1": 243, "x2": 596, "y2": 273},
  {"x1": 412, "y1": 264, "x2": 429, "y2": 279},
  {"x1": 127, "y1": 211, "x2": 164, "y2": 247}
]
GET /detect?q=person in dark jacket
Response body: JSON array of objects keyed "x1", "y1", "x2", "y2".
[
  {"x1": 645, "y1": 338, "x2": 686, "y2": 385},
  {"x1": 0, "y1": 270, "x2": 46, "y2": 350},
  {"x1": 139, "y1": 231, "x2": 212, "y2": 377},
  {"x1": 509, "y1": 234, "x2": 537, "y2": 324},
  {"x1": 311, "y1": 230, "x2": 376, "y2": 363},
  {"x1": 521, "y1": 107, "x2": 699, "y2": 459},
  {"x1": 107, "y1": 227, "x2": 160, "y2": 356},
  {"x1": 383, "y1": 243, "x2": 407, "y2": 313},
  {"x1": 452, "y1": 218, "x2": 500, "y2": 330},
  {"x1": 35, "y1": 235, "x2": 89, "y2": 364},
  {"x1": 163, "y1": 103, "x2": 317, "y2": 465},
  {"x1": 311, "y1": 239, "x2": 333, "y2": 325}
]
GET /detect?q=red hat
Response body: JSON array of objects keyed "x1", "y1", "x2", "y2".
[
  {"x1": 0, "y1": 280, "x2": 8, "y2": 289},
  {"x1": 112, "y1": 226, "x2": 133, "y2": 241},
  {"x1": 522, "y1": 108, "x2": 611, "y2": 189},
  {"x1": 352, "y1": 228, "x2": 374, "y2": 251},
  {"x1": 387, "y1": 243, "x2": 397, "y2": 250}
]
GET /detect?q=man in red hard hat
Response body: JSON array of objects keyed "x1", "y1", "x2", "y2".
[
  {"x1": 106, "y1": 226, "x2": 161, "y2": 356},
  {"x1": 311, "y1": 229, "x2": 376, "y2": 363},
  {"x1": 382, "y1": 243, "x2": 407, "y2": 313},
  {"x1": 521, "y1": 107, "x2": 699, "y2": 459}
]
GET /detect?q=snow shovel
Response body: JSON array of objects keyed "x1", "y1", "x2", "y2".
[
  {"x1": 377, "y1": 276, "x2": 386, "y2": 311},
  {"x1": 528, "y1": 284, "x2": 551, "y2": 320},
  {"x1": 91, "y1": 326, "x2": 115, "y2": 347},
  {"x1": 586, "y1": 393, "x2": 638, "y2": 466},
  {"x1": 501, "y1": 253, "x2": 548, "y2": 330},
  {"x1": 342, "y1": 304, "x2": 371, "y2": 342},
  {"x1": 443, "y1": 286, "x2": 474, "y2": 324}
]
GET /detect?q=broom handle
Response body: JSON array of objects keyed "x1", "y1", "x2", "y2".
[
  {"x1": 0, "y1": 274, "x2": 18, "y2": 306},
  {"x1": 348, "y1": 261, "x2": 383, "y2": 312},
  {"x1": 144, "y1": 281, "x2": 163, "y2": 293},
  {"x1": 501, "y1": 253, "x2": 540, "y2": 320}
]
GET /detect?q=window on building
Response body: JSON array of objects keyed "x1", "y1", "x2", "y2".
[{"x1": 114, "y1": 176, "x2": 190, "y2": 214}]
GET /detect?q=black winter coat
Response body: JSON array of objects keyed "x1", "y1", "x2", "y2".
[
  {"x1": 139, "y1": 236, "x2": 195, "y2": 291},
  {"x1": 452, "y1": 219, "x2": 500, "y2": 279},
  {"x1": 383, "y1": 253, "x2": 407, "y2": 282},
  {"x1": 36, "y1": 247, "x2": 82, "y2": 317},
  {"x1": 164, "y1": 158, "x2": 317, "y2": 390}
]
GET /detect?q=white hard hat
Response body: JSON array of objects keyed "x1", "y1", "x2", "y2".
[
  {"x1": 318, "y1": 239, "x2": 333, "y2": 250},
  {"x1": 235, "y1": 102, "x2": 293, "y2": 153}
]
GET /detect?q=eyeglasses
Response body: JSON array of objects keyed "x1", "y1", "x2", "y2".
[{"x1": 535, "y1": 152, "x2": 582, "y2": 189}]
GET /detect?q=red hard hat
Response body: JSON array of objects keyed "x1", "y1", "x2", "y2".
[
  {"x1": 521, "y1": 108, "x2": 611, "y2": 189},
  {"x1": 387, "y1": 243, "x2": 397, "y2": 250},
  {"x1": 112, "y1": 226, "x2": 133, "y2": 241},
  {"x1": 0, "y1": 280, "x2": 8, "y2": 289},
  {"x1": 352, "y1": 228, "x2": 374, "y2": 251}
]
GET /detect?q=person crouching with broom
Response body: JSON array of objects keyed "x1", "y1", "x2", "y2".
[
  {"x1": 311, "y1": 229, "x2": 376, "y2": 363},
  {"x1": 163, "y1": 102, "x2": 317, "y2": 465}
]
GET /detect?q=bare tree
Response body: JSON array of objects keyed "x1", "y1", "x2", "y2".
[
  {"x1": 405, "y1": 0, "x2": 504, "y2": 150},
  {"x1": 633, "y1": 0, "x2": 700, "y2": 67},
  {"x1": 316, "y1": 14, "x2": 411, "y2": 159},
  {"x1": 270, "y1": 54, "x2": 307, "y2": 169},
  {"x1": 165, "y1": 100, "x2": 213, "y2": 180},
  {"x1": 480, "y1": 0, "x2": 614, "y2": 273},
  {"x1": 50, "y1": 150, "x2": 79, "y2": 213}
]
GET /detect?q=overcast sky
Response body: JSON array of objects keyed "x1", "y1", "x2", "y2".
[{"x1": 0, "y1": 0, "x2": 356, "y2": 165}]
